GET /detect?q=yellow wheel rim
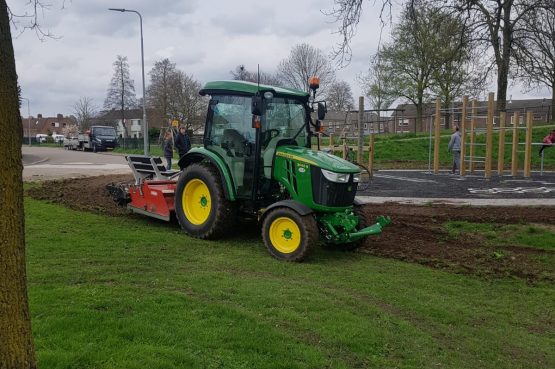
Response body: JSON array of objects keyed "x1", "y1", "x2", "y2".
[
  {"x1": 269, "y1": 217, "x2": 301, "y2": 254},
  {"x1": 183, "y1": 179, "x2": 211, "y2": 225}
]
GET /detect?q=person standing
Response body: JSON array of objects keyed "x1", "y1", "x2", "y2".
[
  {"x1": 447, "y1": 126, "x2": 462, "y2": 174},
  {"x1": 175, "y1": 125, "x2": 191, "y2": 158},
  {"x1": 539, "y1": 129, "x2": 555, "y2": 157},
  {"x1": 163, "y1": 131, "x2": 173, "y2": 171}
]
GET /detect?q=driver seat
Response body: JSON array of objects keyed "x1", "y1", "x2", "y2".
[{"x1": 222, "y1": 129, "x2": 245, "y2": 157}]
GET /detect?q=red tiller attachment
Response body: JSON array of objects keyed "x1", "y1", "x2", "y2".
[{"x1": 128, "y1": 180, "x2": 177, "y2": 221}]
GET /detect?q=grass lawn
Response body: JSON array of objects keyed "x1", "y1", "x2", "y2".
[{"x1": 25, "y1": 199, "x2": 555, "y2": 369}]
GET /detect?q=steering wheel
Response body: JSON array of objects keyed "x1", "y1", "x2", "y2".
[{"x1": 263, "y1": 129, "x2": 280, "y2": 146}]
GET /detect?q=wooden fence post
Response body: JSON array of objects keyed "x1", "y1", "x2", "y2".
[
  {"x1": 433, "y1": 98, "x2": 441, "y2": 174},
  {"x1": 357, "y1": 96, "x2": 364, "y2": 164},
  {"x1": 497, "y1": 111, "x2": 506, "y2": 175},
  {"x1": 470, "y1": 100, "x2": 477, "y2": 172},
  {"x1": 511, "y1": 112, "x2": 520, "y2": 176},
  {"x1": 368, "y1": 133, "x2": 374, "y2": 178},
  {"x1": 485, "y1": 92, "x2": 494, "y2": 179},
  {"x1": 524, "y1": 112, "x2": 533, "y2": 177},
  {"x1": 460, "y1": 96, "x2": 468, "y2": 176}
]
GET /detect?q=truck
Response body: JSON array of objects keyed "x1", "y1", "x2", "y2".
[
  {"x1": 63, "y1": 136, "x2": 79, "y2": 150},
  {"x1": 78, "y1": 126, "x2": 118, "y2": 152},
  {"x1": 108, "y1": 79, "x2": 391, "y2": 261}
]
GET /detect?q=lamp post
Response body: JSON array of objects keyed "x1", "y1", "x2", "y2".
[
  {"x1": 21, "y1": 97, "x2": 31, "y2": 146},
  {"x1": 109, "y1": 8, "x2": 149, "y2": 156}
]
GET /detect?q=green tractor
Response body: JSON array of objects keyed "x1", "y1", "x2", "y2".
[{"x1": 175, "y1": 79, "x2": 390, "y2": 261}]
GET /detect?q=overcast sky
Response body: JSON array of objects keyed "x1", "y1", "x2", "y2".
[{"x1": 12, "y1": 0, "x2": 550, "y2": 118}]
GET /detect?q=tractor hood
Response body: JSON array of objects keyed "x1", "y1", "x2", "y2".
[{"x1": 275, "y1": 146, "x2": 360, "y2": 173}]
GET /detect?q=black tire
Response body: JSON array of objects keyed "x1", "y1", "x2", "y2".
[
  {"x1": 92, "y1": 143, "x2": 97, "y2": 153},
  {"x1": 262, "y1": 207, "x2": 318, "y2": 262},
  {"x1": 174, "y1": 163, "x2": 236, "y2": 239}
]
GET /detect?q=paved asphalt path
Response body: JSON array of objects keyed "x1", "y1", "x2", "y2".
[
  {"x1": 22, "y1": 146, "x2": 130, "y2": 180},
  {"x1": 22, "y1": 146, "x2": 555, "y2": 205}
]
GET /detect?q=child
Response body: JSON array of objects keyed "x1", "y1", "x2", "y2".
[
  {"x1": 163, "y1": 131, "x2": 173, "y2": 170},
  {"x1": 539, "y1": 129, "x2": 555, "y2": 157}
]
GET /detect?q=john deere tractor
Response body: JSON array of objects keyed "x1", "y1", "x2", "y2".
[{"x1": 173, "y1": 79, "x2": 390, "y2": 261}]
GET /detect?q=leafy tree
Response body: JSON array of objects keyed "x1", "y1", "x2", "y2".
[
  {"x1": 72, "y1": 96, "x2": 98, "y2": 131},
  {"x1": 1, "y1": 0, "x2": 37, "y2": 367},
  {"x1": 276, "y1": 43, "x2": 336, "y2": 96},
  {"x1": 230, "y1": 64, "x2": 281, "y2": 86},
  {"x1": 104, "y1": 55, "x2": 137, "y2": 138},
  {"x1": 326, "y1": 80, "x2": 355, "y2": 111},
  {"x1": 513, "y1": 0, "x2": 555, "y2": 121},
  {"x1": 377, "y1": 2, "x2": 447, "y2": 132}
]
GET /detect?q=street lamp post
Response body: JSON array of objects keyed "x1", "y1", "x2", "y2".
[
  {"x1": 21, "y1": 97, "x2": 31, "y2": 146},
  {"x1": 109, "y1": 8, "x2": 149, "y2": 156}
]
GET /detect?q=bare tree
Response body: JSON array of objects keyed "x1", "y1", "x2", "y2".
[
  {"x1": 359, "y1": 53, "x2": 397, "y2": 132},
  {"x1": 168, "y1": 71, "x2": 207, "y2": 132},
  {"x1": 72, "y1": 96, "x2": 98, "y2": 131},
  {"x1": 326, "y1": 80, "x2": 355, "y2": 111},
  {"x1": 148, "y1": 58, "x2": 178, "y2": 127},
  {"x1": 104, "y1": 55, "x2": 137, "y2": 138},
  {"x1": 446, "y1": 0, "x2": 542, "y2": 112},
  {"x1": 513, "y1": 1, "x2": 555, "y2": 121},
  {"x1": 1, "y1": 0, "x2": 41, "y2": 367},
  {"x1": 276, "y1": 43, "x2": 336, "y2": 96},
  {"x1": 230, "y1": 64, "x2": 281, "y2": 86}
]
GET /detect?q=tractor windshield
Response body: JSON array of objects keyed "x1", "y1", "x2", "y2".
[{"x1": 263, "y1": 98, "x2": 308, "y2": 148}]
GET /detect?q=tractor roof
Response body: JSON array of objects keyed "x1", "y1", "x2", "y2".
[{"x1": 199, "y1": 80, "x2": 309, "y2": 100}]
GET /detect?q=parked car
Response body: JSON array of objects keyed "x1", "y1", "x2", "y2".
[
  {"x1": 52, "y1": 134, "x2": 65, "y2": 144},
  {"x1": 35, "y1": 134, "x2": 48, "y2": 143}
]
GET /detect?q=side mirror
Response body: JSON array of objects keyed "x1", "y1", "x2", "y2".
[
  {"x1": 251, "y1": 95, "x2": 262, "y2": 116},
  {"x1": 317, "y1": 102, "x2": 326, "y2": 120}
]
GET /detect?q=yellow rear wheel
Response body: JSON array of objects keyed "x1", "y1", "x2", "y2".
[{"x1": 182, "y1": 179, "x2": 211, "y2": 225}]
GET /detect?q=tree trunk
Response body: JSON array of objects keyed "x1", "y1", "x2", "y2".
[
  {"x1": 0, "y1": 1, "x2": 37, "y2": 368},
  {"x1": 497, "y1": 1, "x2": 513, "y2": 113}
]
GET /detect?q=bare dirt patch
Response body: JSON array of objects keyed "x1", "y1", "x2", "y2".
[{"x1": 27, "y1": 175, "x2": 555, "y2": 282}]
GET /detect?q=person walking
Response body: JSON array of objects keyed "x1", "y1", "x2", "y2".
[
  {"x1": 447, "y1": 126, "x2": 462, "y2": 174},
  {"x1": 538, "y1": 129, "x2": 555, "y2": 157},
  {"x1": 175, "y1": 125, "x2": 191, "y2": 158},
  {"x1": 163, "y1": 131, "x2": 174, "y2": 171}
]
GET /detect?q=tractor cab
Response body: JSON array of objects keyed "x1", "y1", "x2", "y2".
[{"x1": 197, "y1": 82, "x2": 312, "y2": 201}]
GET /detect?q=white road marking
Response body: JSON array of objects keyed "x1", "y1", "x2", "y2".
[
  {"x1": 26, "y1": 164, "x2": 129, "y2": 170},
  {"x1": 373, "y1": 174, "x2": 437, "y2": 183}
]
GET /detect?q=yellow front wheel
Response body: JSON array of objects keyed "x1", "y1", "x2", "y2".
[{"x1": 262, "y1": 207, "x2": 318, "y2": 262}]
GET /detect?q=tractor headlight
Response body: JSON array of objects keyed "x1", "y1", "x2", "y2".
[
  {"x1": 321, "y1": 169, "x2": 349, "y2": 183},
  {"x1": 353, "y1": 173, "x2": 360, "y2": 182}
]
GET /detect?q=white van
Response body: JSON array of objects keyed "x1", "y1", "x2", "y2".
[
  {"x1": 52, "y1": 133, "x2": 65, "y2": 143},
  {"x1": 35, "y1": 134, "x2": 48, "y2": 143}
]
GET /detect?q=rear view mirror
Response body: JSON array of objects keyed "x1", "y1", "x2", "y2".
[
  {"x1": 317, "y1": 102, "x2": 326, "y2": 120},
  {"x1": 251, "y1": 95, "x2": 262, "y2": 116}
]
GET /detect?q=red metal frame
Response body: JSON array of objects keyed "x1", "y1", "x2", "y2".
[{"x1": 127, "y1": 180, "x2": 177, "y2": 221}]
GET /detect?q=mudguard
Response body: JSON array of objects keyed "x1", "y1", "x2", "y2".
[
  {"x1": 178, "y1": 149, "x2": 236, "y2": 201},
  {"x1": 260, "y1": 199, "x2": 313, "y2": 223}
]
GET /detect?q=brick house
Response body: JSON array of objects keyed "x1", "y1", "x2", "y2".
[{"x1": 22, "y1": 113, "x2": 77, "y2": 139}]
